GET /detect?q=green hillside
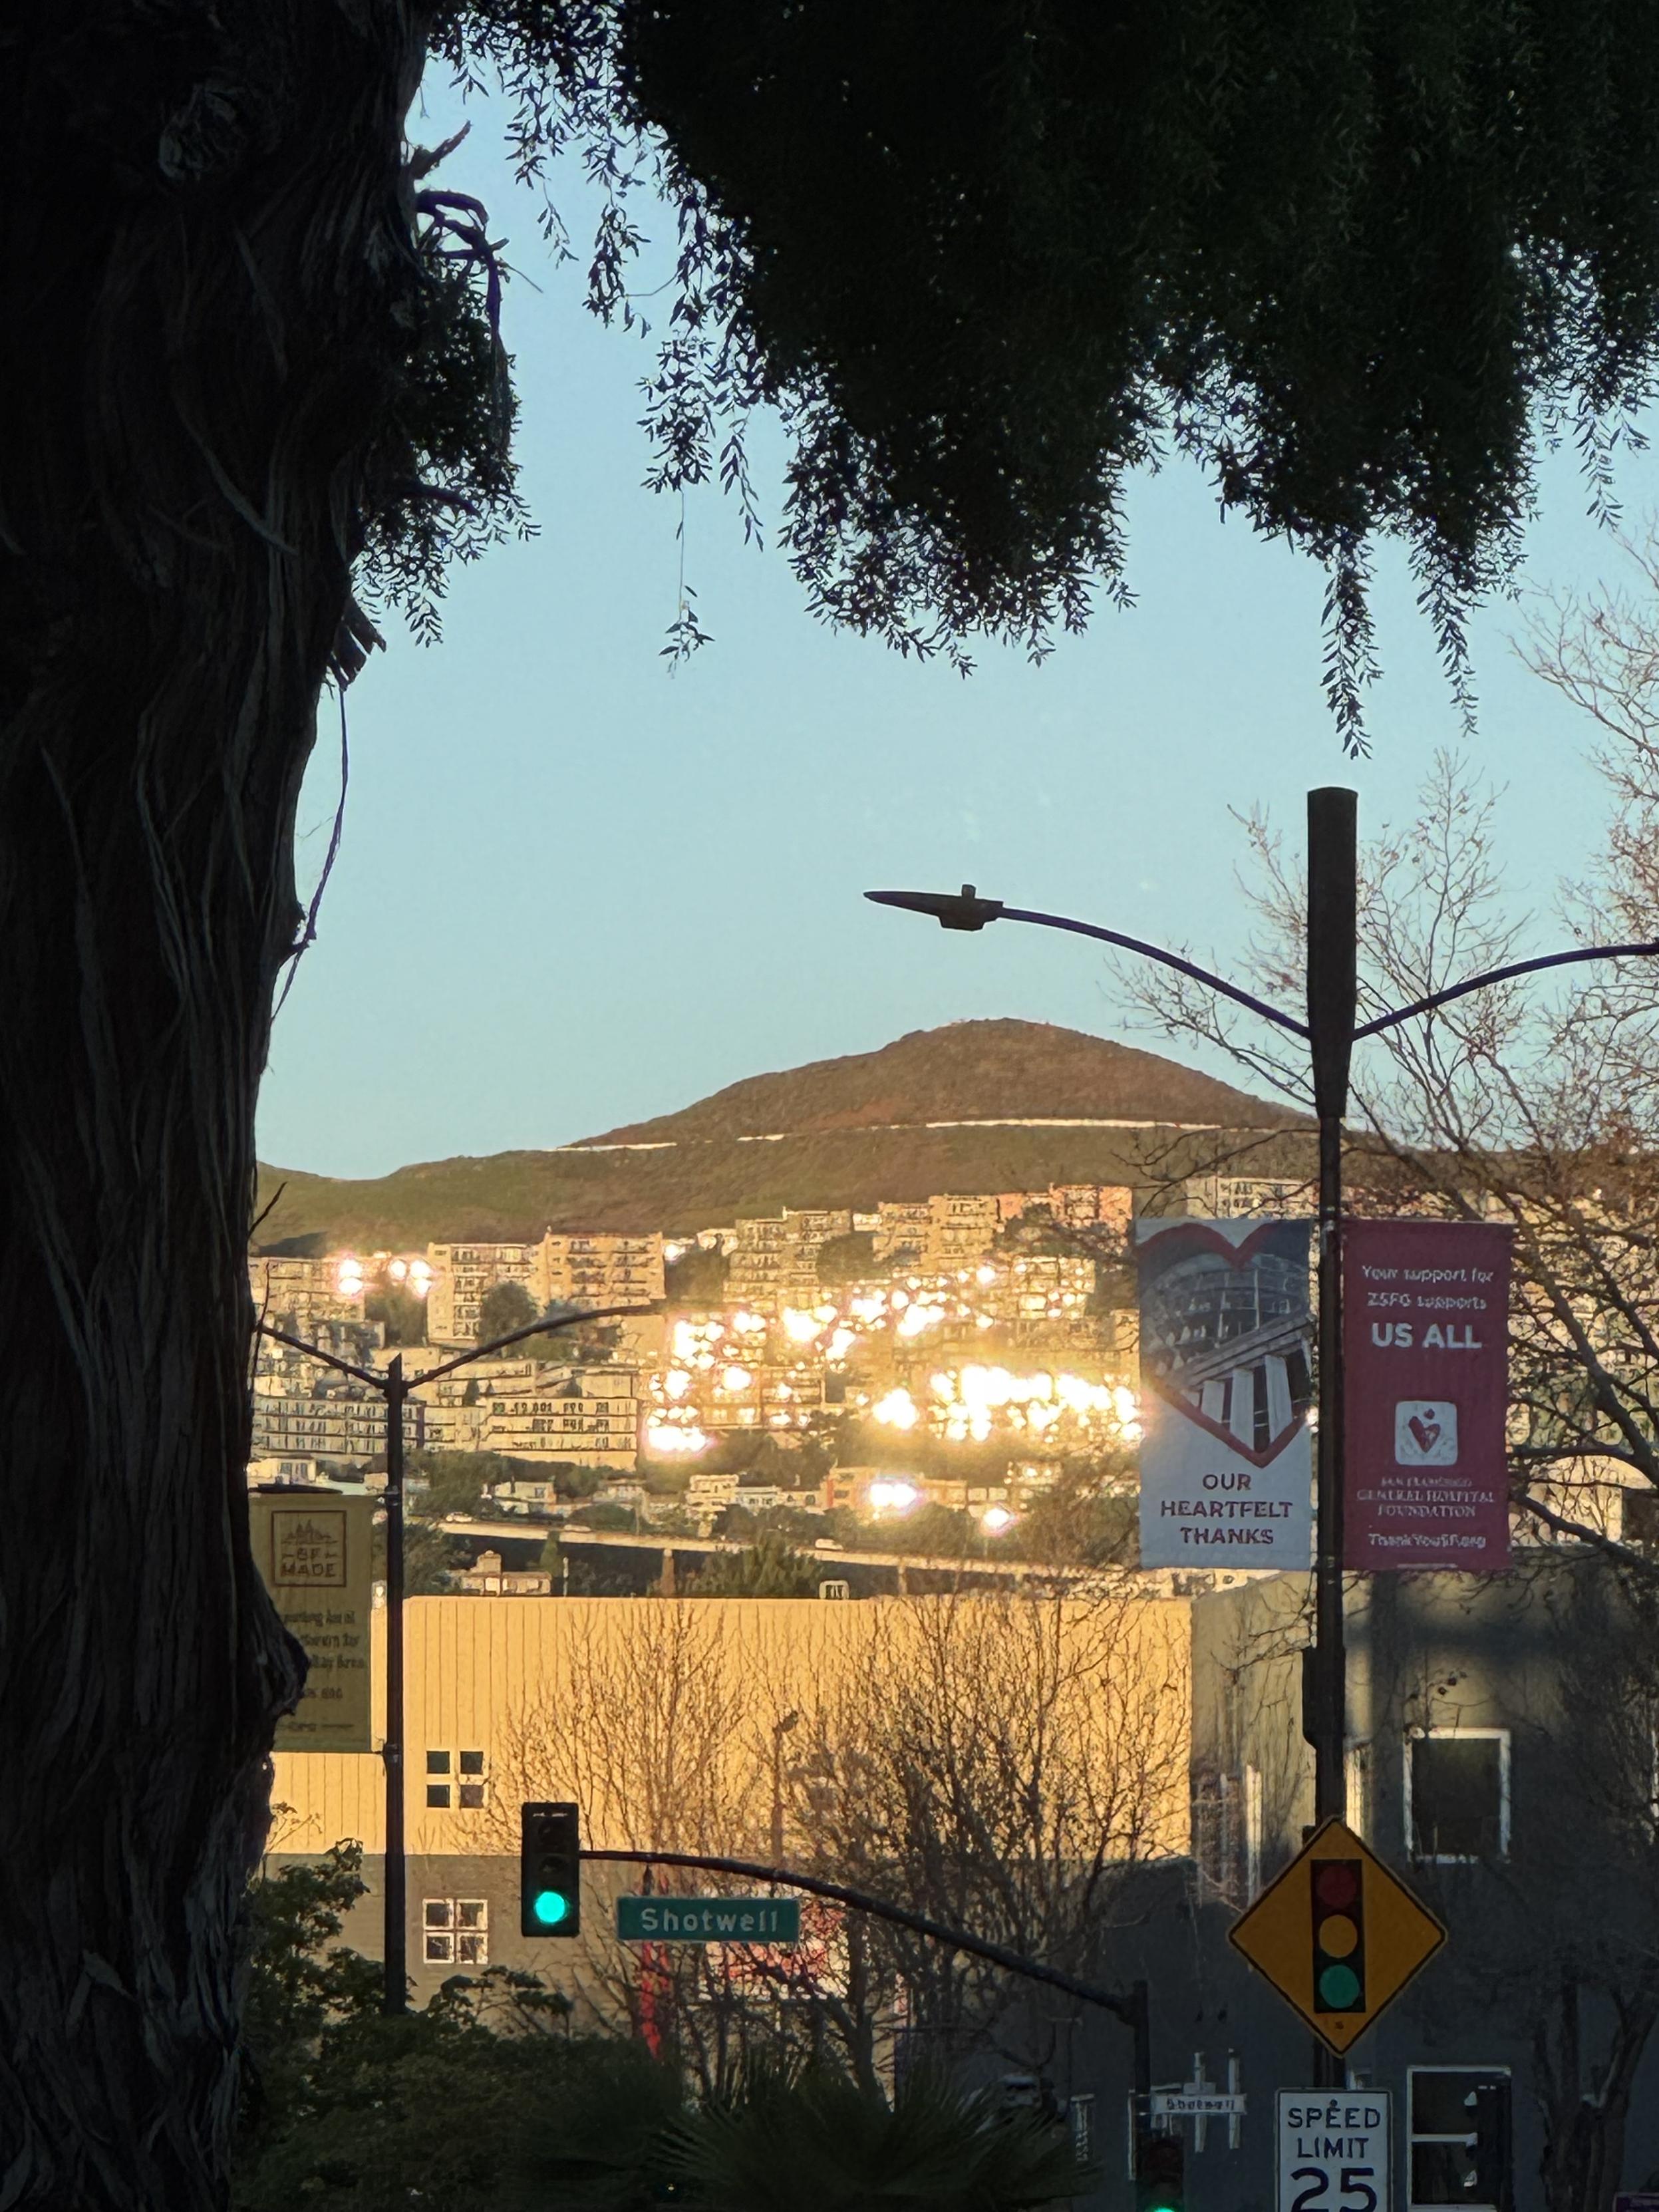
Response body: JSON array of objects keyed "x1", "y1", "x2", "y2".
[{"x1": 254, "y1": 1019, "x2": 1311, "y2": 1249}]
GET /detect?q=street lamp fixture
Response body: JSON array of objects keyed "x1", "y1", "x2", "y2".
[{"x1": 867, "y1": 883, "x2": 1006, "y2": 931}]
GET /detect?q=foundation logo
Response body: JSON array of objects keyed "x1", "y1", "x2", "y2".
[{"x1": 1394, "y1": 1400, "x2": 1458, "y2": 1468}]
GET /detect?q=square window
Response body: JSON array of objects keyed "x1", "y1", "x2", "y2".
[
  {"x1": 458, "y1": 1783, "x2": 486, "y2": 1810},
  {"x1": 426, "y1": 1750, "x2": 451, "y2": 1775},
  {"x1": 456, "y1": 1900, "x2": 487, "y2": 1931},
  {"x1": 457, "y1": 1933, "x2": 488, "y2": 1967},
  {"x1": 459, "y1": 1750, "x2": 486, "y2": 1775},
  {"x1": 1410, "y1": 1735, "x2": 1507, "y2": 1859},
  {"x1": 424, "y1": 1933, "x2": 455, "y2": 1964},
  {"x1": 422, "y1": 1900, "x2": 453, "y2": 1929},
  {"x1": 426, "y1": 1784, "x2": 451, "y2": 1809},
  {"x1": 1409, "y1": 2069, "x2": 1509, "y2": 2210}
]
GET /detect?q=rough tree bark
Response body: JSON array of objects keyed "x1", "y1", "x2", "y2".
[{"x1": 0, "y1": 8, "x2": 426, "y2": 2204}]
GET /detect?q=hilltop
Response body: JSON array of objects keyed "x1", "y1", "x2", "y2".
[
  {"x1": 580, "y1": 1019, "x2": 1292, "y2": 1146},
  {"x1": 253, "y1": 1019, "x2": 1308, "y2": 1249}
]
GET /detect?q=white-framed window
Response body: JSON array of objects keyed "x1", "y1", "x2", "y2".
[
  {"x1": 1408, "y1": 2066, "x2": 1509, "y2": 2209},
  {"x1": 1069, "y1": 2092, "x2": 1096, "y2": 2167},
  {"x1": 1405, "y1": 1729, "x2": 1510, "y2": 1860},
  {"x1": 422, "y1": 1897, "x2": 488, "y2": 1967},
  {"x1": 424, "y1": 1748, "x2": 488, "y2": 1811}
]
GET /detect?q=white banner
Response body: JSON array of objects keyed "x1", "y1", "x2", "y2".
[{"x1": 1137, "y1": 1219, "x2": 1314, "y2": 1570}]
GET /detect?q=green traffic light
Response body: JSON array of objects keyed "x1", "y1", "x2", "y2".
[
  {"x1": 533, "y1": 1889, "x2": 570, "y2": 1927},
  {"x1": 1318, "y1": 1961, "x2": 1362, "y2": 2007}
]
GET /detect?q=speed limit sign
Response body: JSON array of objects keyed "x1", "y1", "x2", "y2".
[{"x1": 1277, "y1": 2091, "x2": 1392, "y2": 2212}]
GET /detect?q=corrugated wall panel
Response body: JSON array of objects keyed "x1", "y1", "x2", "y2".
[{"x1": 271, "y1": 1591, "x2": 1193, "y2": 1863}]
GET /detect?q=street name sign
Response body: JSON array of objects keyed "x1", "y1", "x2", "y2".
[
  {"x1": 616, "y1": 1895, "x2": 800, "y2": 1944},
  {"x1": 1151, "y1": 2088, "x2": 1247, "y2": 2120},
  {"x1": 1229, "y1": 1816, "x2": 1446, "y2": 2053},
  {"x1": 1277, "y1": 2090, "x2": 1390, "y2": 2212}
]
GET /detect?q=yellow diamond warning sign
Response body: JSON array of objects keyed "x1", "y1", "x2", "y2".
[{"x1": 1228, "y1": 1816, "x2": 1446, "y2": 2053}]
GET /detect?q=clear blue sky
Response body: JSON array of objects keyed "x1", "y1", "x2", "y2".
[{"x1": 255, "y1": 71, "x2": 1642, "y2": 1181}]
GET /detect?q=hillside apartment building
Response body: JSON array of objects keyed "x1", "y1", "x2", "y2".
[{"x1": 424, "y1": 1229, "x2": 667, "y2": 1344}]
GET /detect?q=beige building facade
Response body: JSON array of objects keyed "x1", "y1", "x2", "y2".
[
  {"x1": 426, "y1": 1231, "x2": 667, "y2": 1344},
  {"x1": 726, "y1": 1209, "x2": 853, "y2": 1310},
  {"x1": 249, "y1": 1253, "x2": 367, "y2": 1330}
]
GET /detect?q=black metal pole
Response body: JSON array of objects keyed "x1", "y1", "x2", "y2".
[
  {"x1": 1130, "y1": 1974, "x2": 1153, "y2": 2141},
  {"x1": 382, "y1": 1353, "x2": 407, "y2": 2016},
  {"x1": 1306, "y1": 788, "x2": 1356, "y2": 2088}
]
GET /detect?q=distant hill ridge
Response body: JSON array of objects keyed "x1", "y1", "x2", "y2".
[
  {"x1": 578, "y1": 1020, "x2": 1287, "y2": 1147},
  {"x1": 254, "y1": 1019, "x2": 1308, "y2": 1249}
]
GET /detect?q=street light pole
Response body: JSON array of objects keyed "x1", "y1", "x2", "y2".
[
  {"x1": 255, "y1": 1298, "x2": 659, "y2": 2013},
  {"x1": 865, "y1": 802, "x2": 1659, "y2": 2024},
  {"x1": 382, "y1": 1352, "x2": 407, "y2": 2016},
  {"x1": 1304, "y1": 790, "x2": 1357, "y2": 2090},
  {"x1": 1305, "y1": 789, "x2": 1356, "y2": 1837}
]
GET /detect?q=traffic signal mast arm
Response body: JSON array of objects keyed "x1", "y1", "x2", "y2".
[{"x1": 585, "y1": 1845, "x2": 1145, "y2": 2030}]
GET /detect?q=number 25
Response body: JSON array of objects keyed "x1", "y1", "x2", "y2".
[{"x1": 1289, "y1": 2166, "x2": 1376, "y2": 2212}]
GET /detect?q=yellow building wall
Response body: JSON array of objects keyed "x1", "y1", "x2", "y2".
[{"x1": 270, "y1": 1591, "x2": 1193, "y2": 1863}]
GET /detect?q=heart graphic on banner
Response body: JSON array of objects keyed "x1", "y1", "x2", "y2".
[
  {"x1": 1407, "y1": 1414, "x2": 1441, "y2": 1455},
  {"x1": 1139, "y1": 1219, "x2": 1310, "y2": 1470}
]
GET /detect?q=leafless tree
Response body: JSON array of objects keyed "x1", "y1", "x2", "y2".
[
  {"x1": 488, "y1": 1589, "x2": 1188, "y2": 2092},
  {"x1": 487, "y1": 1600, "x2": 907, "y2": 2095},
  {"x1": 780, "y1": 1585, "x2": 1189, "y2": 2078}
]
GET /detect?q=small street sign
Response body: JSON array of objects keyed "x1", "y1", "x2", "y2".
[
  {"x1": 616, "y1": 1895, "x2": 801, "y2": 1944},
  {"x1": 1153, "y1": 2052, "x2": 1247, "y2": 2153},
  {"x1": 1229, "y1": 1816, "x2": 1445, "y2": 2053},
  {"x1": 1151, "y1": 2090, "x2": 1247, "y2": 2120},
  {"x1": 1278, "y1": 2090, "x2": 1391, "y2": 2212}
]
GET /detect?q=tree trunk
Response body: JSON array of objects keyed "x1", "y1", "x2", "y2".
[
  {"x1": 0, "y1": 9, "x2": 425, "y2": 2203},
  {"x1": 1535, "y1": 1982, "x2": 1659, "y2": 2212}
]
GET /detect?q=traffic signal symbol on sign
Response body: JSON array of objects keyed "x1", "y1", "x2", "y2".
[
  {"x1": 520, "y1": 1800, "x2": 581, "y2": 1939},
  {"x1": 1229, "y1": 1816, "x2": 1445, "y2": 2054},
  {"x1": 1310, "y1": 1857, "x2": 1364, "y2": 2014}
]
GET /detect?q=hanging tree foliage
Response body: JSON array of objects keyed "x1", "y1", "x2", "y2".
[{"x1": 442, "y1": 0, "x2": 1659, "y2": 746}]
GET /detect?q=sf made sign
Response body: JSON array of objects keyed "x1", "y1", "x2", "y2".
[
  {"x1": 616, "y1": 1895, "x2": 801, "y2": 1944},
  {"x1": 1278, "y1": 2092, "x2": 1390, "y2": 2212}
]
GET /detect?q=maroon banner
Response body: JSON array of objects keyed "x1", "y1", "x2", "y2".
[{"x1": 1343, "y1": 1219, "x2": 1513, "y2": 1571}]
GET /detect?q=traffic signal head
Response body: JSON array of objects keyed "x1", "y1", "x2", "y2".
[
  {"x1": 1310, "y1": 1856, "x2": 1366, "y2": 2014},
  {"x1": 1135, "y1": 2126, "x2": 1185, "y2": 2212},
  {"x1": 520, "y1": 1800, "x2": 581, "y2": 1937}
]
